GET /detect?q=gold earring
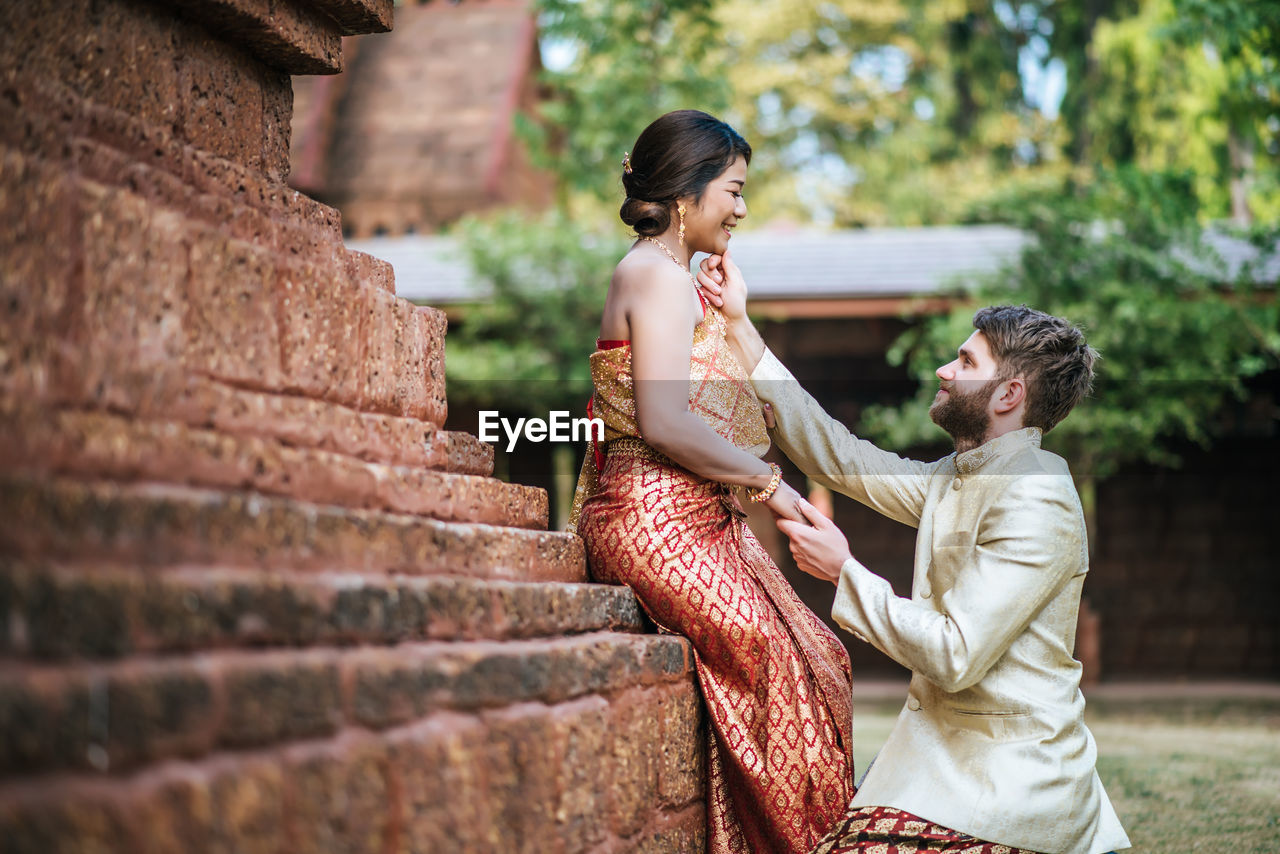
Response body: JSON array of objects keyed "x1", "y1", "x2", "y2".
[{"x1": 678, "y1": 204, "x2": 686, "y2": 246}]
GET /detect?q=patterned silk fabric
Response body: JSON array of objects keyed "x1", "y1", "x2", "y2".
[
  {"x1": 812, "y1": 805, "x2": 1042, "y2": 854},
  {"x1": 571, "y1": 305, "x2": 855, "y2": 853}
]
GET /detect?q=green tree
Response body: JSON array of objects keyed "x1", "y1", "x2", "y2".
[
  {"x1": 860, "y1": 169, "x2": 1280, "y2": 485},
  {"x1": 716, "y1": 0, "x2": 1067, "y2": 226},
  {"x1": 445, "y1": 210, "x2": 627, "y2": 416},
  {"x1": 519, "y1": 0, "x2": 731, "y2": 212},
  {"x1": 1167, "y1": 0, "x2": 1280, "y2": 223},
  {"x1": 1078, "y1": 0, "x2": 1280, "y2": 223}
]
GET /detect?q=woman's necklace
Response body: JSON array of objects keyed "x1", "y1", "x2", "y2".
[{"x1": 643, "y1": 236, "x2": 697, "y2": 287}]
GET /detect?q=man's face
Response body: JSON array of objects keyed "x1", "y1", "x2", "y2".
[{"x1": 930, "y1": 331, "x2": 1002, "y2": 445}]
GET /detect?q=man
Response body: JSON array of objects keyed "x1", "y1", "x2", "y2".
[{"x1": 699, "y1": 254, "x2": 1130, "y2": 854}]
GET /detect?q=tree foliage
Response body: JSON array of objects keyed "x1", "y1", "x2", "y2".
[
  {"x1": 716, "y1": 0, "x2": 1068, "y2": 226},
  {"x1": 518, "y1": 0, "x2": 731, "y2": 210},
  {"x1": 446, "y1": 210, "x2": 627, "y2": 415},
  {"x1": 1078, "y1": 0, "x2": 1280, "y2": 222},
  {"x1": 860, "y1": 168, "x2": 1280, "y2": 479}
]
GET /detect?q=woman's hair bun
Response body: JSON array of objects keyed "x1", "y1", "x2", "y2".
[{"x1": 619, "y1": 197, "x2": 671, "y2": 238}]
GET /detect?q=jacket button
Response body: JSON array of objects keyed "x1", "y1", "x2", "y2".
[
  {"x1": 907, "y1": 696, "x2": 921, "y2": 711},
  {"x1": 951, "y1": 479, "x2": 962, "y2": 490},
  {"x1": 920, "y1": 585, "x2": 932, "y2": 599}
]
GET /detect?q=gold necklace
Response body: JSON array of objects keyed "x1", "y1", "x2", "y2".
[{"x1": 643, "y1": 236, "x2": 697, "y2": 286}]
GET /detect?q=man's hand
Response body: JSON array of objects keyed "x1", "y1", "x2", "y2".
[
  {"x1": 777, "y1": 499, "x2": 853, "y2": 585},
  {"x1": 696, "y1": 250, "x2": 747, "y2": 321},
  {"x1": 698, "y1": 249, "x2": 765, "y2": 372}
]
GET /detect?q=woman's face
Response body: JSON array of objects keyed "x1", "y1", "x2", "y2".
[{"x1": 684, "y1": 156, "x2": 748, "y2": 255}]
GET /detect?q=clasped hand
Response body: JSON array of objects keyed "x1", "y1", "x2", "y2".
[{"x1": 777, "y1": 499, "x2": 853, "y2": 586}]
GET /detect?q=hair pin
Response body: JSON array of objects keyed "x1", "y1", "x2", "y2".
[{"x1": 622, "y1": 152, "x2": 633, "y2": 175}]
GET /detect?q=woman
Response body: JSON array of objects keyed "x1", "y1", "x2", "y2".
[{"x1": 568, "y1": 110, "x2": 854, "y2": 853}]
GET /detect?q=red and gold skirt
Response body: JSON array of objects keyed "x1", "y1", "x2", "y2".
[
  {"x1": 577, "y1": 439, "x2": 855, "y2": 854},
  {"x1": 812, "y1": 806, "x2": 1043, "y2": 854}
]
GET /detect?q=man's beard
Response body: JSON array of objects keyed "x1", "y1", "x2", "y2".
[{"x1": 929, "y1": 377, "x2": 1001, "y2": 449}]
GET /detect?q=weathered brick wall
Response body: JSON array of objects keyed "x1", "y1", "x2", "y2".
[{"x1": 0, "y1": 1, "x2": 706, "y2": 850}]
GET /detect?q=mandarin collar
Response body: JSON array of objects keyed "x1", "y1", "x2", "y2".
[{"x1": 953, "y1": 426, "x2": 1043, "y2": 474}]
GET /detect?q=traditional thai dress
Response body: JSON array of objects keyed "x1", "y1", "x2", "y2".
[
  {"x1": 812, "y1": 806, "x2": 1043, "y2": 853},
  {"x1": 568, "y1": 301, "x2": 855, "y2": 854}
]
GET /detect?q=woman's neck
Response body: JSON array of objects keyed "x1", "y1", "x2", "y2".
[{"x1": 643, "y1": 233, "x2": 693, "y2": 268}]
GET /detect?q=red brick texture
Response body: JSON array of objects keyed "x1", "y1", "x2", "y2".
[
  {"x1": 0, "y1": 1, "x2": 709, "y2": 851},
  {"x1": 0, "y1": 477, "x2": 583, "y2": 582},
  {"x1": 0, "y1": 685, "x2": 704, "y2": 854}
]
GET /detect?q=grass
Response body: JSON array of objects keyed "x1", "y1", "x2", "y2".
[{"x1": 848, "y1": 694, "x2": 1280, "y2": 853}]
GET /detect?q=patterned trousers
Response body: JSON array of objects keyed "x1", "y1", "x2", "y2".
[{"x1": 810, "y1": 806, "x2": 1042, "y2": 854}]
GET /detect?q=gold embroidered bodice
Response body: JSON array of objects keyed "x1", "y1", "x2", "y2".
[
  {"x1": 588, "y1": 303, "x2": 770, "y2": 455},
  {"x1": 566, "y1": 304, "x2": 770, "y2": 531}
]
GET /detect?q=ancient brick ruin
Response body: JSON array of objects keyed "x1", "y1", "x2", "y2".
[{"x1": 0, "y1": 1, "x2": 705, "y2": 850}]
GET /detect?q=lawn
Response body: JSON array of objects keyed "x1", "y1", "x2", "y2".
[{"x1": 849, "y1": 692, "x2": 1280, "y2": 853}]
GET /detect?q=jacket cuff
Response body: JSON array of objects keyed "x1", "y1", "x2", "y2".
[
  {"x1": 832, "y1": 556, "x2": 878, "y2": 644},
  {"x1": 748, "y1": 348, "x2": 794, "y2": 387}
]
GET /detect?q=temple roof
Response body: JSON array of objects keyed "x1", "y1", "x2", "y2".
[{"x1": 290, "y1": 0, "x2": 550, "y2": 236}]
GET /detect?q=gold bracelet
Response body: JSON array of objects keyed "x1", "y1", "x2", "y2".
[{"x1": 748, "y1": 462, "x2": 783, "y2": 504}]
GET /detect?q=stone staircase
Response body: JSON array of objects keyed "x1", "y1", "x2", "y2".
[
  {"x1": 0, "y1": 1, "x2": 706, "y2": 851},
  {"x1": 0, "y1": 478, "x2": 704, "y2": 852}
]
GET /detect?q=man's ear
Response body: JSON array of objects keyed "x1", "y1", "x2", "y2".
[{"x1": 993, "y1": 377, "x2": 1026, "y2": 415}]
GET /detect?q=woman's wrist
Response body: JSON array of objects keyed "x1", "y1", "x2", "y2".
[
  {"x1": 747, "y1": 462, "x2": 783, "y2": 503},
  {"x1": 742, "y1": 462, "x2": 773, "y2": 491}
]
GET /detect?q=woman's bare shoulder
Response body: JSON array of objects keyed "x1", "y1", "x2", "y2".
[{"x1": 611, "y1": 251, "x2": 694, "y2": 307}]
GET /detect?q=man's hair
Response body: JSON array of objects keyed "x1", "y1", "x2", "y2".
[{"x1": 972, "y1": 305, "x2": 1098, "y2": 432}]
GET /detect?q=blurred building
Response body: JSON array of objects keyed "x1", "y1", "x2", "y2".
[{"x1": 290, "y1": 0, "x2": 553, "y2": 237}]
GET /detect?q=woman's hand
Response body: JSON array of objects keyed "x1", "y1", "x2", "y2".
[
  {"x1": 763, "y1": 479, "x2": 808, "y2": 525},
  {"x1": 696, "y1": 249, "x2": 748, "y2": 321}
]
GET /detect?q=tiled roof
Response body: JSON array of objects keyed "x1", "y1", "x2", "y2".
[
  {"x1": 350, "y1": 234, "x2": 479, "y2": 304},
  {"x1": 290, "y1": 0, "x2": 548, "y2": 235},
  {"x1": 349, "y1": 225, "x2": 1277, "y2": 306},
  {"x1": 709, "y1": 225, "x2": 1027, "y2": 298}
]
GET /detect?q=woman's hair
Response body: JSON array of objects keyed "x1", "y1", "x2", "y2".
[{"x1": 619, "y1": 110, "x2": 751, "y2": 237}]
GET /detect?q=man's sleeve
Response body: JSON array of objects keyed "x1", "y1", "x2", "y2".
[
  {"x1": 830, "y1": 473, "x2": 1084, "y2": 692},
  {"x1": 750, "y1": 348, "x2": 936, "y2": 527}
]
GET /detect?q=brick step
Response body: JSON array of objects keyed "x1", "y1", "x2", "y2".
[
  {"x1": 347, "y1": 248, "x2": 396, "y2": 294},
  {"x1": 0, "y1": 477, "x2": 585, "y2": 581},
  {"x1": 0, "y1": 685, "x2": 704, "y2": 854},
  {"x1": 3, "y1": 139, "x2": 450, "y2": 427},
  {"x1": 0, "y1": 563, "x2": 646, "y2": 660},
  {"x1": 0, "y1": 631, "x2": 691, "y2": 778},
  {"x1": 0, "y1": 407, "x2": 537, "y2": 529},
  {"x1": 98, "y1": 379, "x2": 489, "y2": 474}
]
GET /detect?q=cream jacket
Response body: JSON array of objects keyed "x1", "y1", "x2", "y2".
[{"x1": 751, "y1": 350, "x2": 1130, "y2": 854}]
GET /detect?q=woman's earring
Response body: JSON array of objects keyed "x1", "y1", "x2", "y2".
[{"x1": 678, "y1": 204, "x2": 687, "y2": 246}]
